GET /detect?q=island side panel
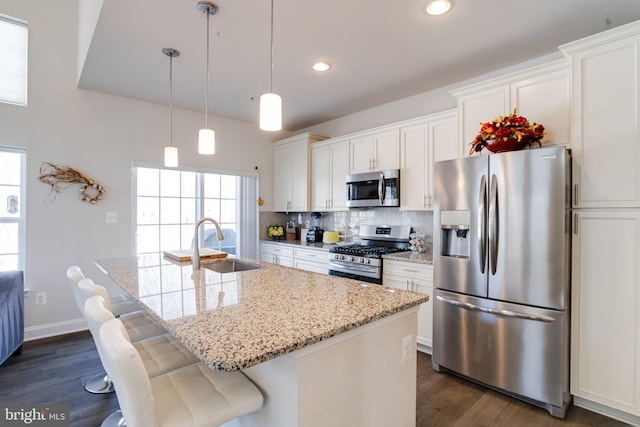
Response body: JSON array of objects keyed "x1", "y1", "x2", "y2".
[{"x1": 224, "y1": 308, "x2": 418, "y2": 427}]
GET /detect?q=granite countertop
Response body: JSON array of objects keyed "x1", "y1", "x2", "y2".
[
  {"x1": 96, "y1": 255, "x2": 428, "y2": 372},
  {"x1": 383, "y1": 251, "x2": 433, "y2": 265}
]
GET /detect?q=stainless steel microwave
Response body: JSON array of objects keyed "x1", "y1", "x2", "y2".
[{"x1": 346, "y1": 169, "x2": 400, "y2": 208}]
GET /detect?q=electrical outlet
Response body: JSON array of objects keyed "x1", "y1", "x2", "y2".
[
  {"x1": 402, "y1": 334, "x2": 413, "y2": 362},
  {"x1": 35, "y1": 292, "x2": 47, "y2": 305},
  {"x1": 106, "y1": 212, "x2": 118, "y2": 223}
]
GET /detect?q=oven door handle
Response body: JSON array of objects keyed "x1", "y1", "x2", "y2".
[{"x1": 378, "y1": 172, "x2": 385, "y2": 205}]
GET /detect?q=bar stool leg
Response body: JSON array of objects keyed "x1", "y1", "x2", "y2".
[{"x1": 100, "y1": 410, "x2": 125, "y2": 427}]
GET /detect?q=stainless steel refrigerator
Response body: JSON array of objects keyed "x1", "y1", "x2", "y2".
[{"x1": 432, "y1": 146, "x2": 572, "y2": 418}]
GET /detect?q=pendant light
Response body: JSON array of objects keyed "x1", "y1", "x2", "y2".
[
  {"x1": 198, "y1": 1, "x2": 218, "y2": 155},
  {"x1": 163, "y1": 47, "x2": 180, "y2": 168},
  {"x1": 259, "y1": 0, "x2": 282, "y2": 131}
]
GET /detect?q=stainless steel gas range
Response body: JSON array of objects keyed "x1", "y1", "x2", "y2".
[{"x1": 327, "y1": 225, "x2": 411, "y2": 284}]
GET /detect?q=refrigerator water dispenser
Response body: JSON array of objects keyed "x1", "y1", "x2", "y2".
[{"x1": 440, "y1": 210, "x2": 470, "y2": 258}]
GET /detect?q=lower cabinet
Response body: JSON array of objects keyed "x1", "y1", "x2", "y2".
[
  {"x1": 294, "y1": 248, "x2": 329, "y2": 274},
  {"x1": 261, "y1": 243, "x2": 328, "y2": 274},
  {"x1": 571, "y1": 210, "x2": 640, "y2": 423},
  {"x1": 383, "y1": 260, "x2": 433, "y2": 352},
  {"x1": 261, "y1": 243, "x2": 294, "y2": 267}
]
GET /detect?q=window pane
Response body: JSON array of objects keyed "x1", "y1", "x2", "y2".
[
  {"x1": 204, "y1": 173, "x2": 220, "y2": 198},
  {"x1": 181, "y1": 171, "x2": 196, "y2": 198},
  {"x1": 181, "y1": 198, "x2": 196, "y2": 224},
  {"x1": 0, "y1": 185, "x2": 20, "y2": 217},
  {"x1": 220, "y1": 199, "x2": 236, "y2": 223},
  {"x1": 160, "y1": 197, "x2": 180, "y2": 224},
  {"x1": 160, "y1": 225, "x2": 181, "y2": 251},
  {"x1": 0, "y1": 223, "x2": 18, "y2": 254},
  {"x1": 160, "y1": 169, "x2": 181, "y2": 197},
  {"x1": 221, "y1": 175, "x2": 236, "y2": 199},
  {"x1": 136, "y1": 225, "x2": 159, "y2": 254},
  {"x1": 203, "y1": 198, "x2": 220, "y2": 219},
  {"x1": 137, "y1": 168, "x2": 159, "y2": 197},
  {"x1": 0, "y1": 151, "x2": 22, "y2": 184},
  {"x1": 0, "y1": 254, "x2": 18, "y2": 271},
  {"x1": 137, "y1": 196, "x2": 159, "y2": 224},
  {"x1": 0, "y1": 15, "x2": 27, "y2": 106}
]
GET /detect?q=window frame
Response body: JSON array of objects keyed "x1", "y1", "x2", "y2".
[{"x1": 0, "y1": 145, "x2": 27, "y2": 272}]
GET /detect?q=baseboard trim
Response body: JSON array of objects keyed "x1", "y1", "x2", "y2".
[
  {"x1": 574, "y1": 396, "x2": 640, "y2": 426},
  {"x1": 24, "y1": 318, "x2": 88, "y2": 342}
]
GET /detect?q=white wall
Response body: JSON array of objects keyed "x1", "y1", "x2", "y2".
[{"x1": 0, "y1": 0, "x2": 276, "y2": 339}]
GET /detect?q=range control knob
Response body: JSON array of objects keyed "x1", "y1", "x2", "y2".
[
  {"x1": 349, "y1": 256, "x2": 355, "y2": 262},
  {"x1": 359, "y1": 258, "x2": 365, "y2": 263}
]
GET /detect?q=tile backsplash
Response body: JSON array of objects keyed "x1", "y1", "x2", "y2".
[{"x1": 260, "y1": 209, "x2": 433, "y2": 246}]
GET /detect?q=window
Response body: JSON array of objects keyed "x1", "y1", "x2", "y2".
[
  {"x1": 0, "y1": 14, "x2": 28, "y2": 106},
  {"x1": 0, "y1": 147, "x2": 26, "y2": 271},
  {"x1": 134, "y1": 166, "x2": 259, "y2": 261}
]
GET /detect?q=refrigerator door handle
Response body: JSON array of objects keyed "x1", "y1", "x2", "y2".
[
  {"x1": 436, "y1": 295, "x2": 557, "y2": 322},
  {"x1": 478, "y1": 175, "x2": 487, "y2": 274},
  {"x1": 489, "y1": 174, "x2": 499, "y2": 275},
  {"x1": 378, "y1": 172, "x2": 385, "y2": 205}
]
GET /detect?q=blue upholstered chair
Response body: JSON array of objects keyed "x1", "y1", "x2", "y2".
[{"x1": 0, "y1": 270, "x2": 24, "y2": 366}]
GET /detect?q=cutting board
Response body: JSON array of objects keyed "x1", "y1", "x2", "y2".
[{"x1": 163, "y1": 248, "x2": 228, "y2": 262}]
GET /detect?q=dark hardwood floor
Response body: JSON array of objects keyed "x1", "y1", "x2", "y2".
[{"x1": 0, "y1": 331, "x2": 629, "y2": 427}]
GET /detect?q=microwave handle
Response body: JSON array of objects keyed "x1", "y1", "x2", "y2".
[{"x1": 378, "y1": 172, "x2": 386, "y2": 205}]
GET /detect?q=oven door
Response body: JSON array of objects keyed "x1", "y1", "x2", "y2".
[{"x1": 328, "y1": 259, "x2": 381, "y2": 284}]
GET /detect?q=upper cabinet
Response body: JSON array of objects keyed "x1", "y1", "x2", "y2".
[
  {"x1": 452, "y1": 60, "x2": 571, "y2": 157},
  {"x1": 273, "y1": 133, "x2": 327, "y2": 212},
  {"x1": 349, "y1": 128, "x2": 400, "y2": 173},
  {"x1": 560, "y1": 24, "x2": 640, "y2": 208},
  {"x1": 311, "y1": 138, "x2": 349, "y2": 211},
  {"x1": 400, "y1": 110, "x2": 458, "y2": 210}
]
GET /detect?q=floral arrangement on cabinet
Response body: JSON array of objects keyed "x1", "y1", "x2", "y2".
[{"x1": 469, "y1": 108, "x2": 545, "y2": 155}]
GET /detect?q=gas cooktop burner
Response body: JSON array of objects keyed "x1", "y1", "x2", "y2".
[{"x1": 329, "y1": 245, "x2": 407, "y2": 259}]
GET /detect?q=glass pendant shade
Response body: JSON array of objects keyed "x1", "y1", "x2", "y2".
[
  {"x1": 164, "y1": 146, "x2": 179, "y2": 168},
  {"x1": 259, "y1": 92, "x2": 282, "y2": 131},
  {"x1": 198, "y1": 128, "x2": 216, "y2": 154}
]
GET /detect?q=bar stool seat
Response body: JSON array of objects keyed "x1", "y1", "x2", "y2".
[
  {"x1": 84, "y1": 295, "x2": 198, "y2": 378},
  {"x1": 100, "y1": 318, "x2": 264, "y2": 427}
]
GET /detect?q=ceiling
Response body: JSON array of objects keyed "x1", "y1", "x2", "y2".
[{"x1": 78, "y1": 0, "x2": 640, "y2": 132}]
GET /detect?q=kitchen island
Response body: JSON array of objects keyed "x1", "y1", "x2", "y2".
[{"x1": 96, "y1": 254, "x2": 428, "y2": 427}]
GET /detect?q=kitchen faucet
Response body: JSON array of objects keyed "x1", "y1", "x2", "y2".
[{"x1": 193, "y1": 217, "x2": 224, "y2": 270}]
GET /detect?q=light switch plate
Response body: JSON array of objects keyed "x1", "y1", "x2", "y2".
[{"x1": 106, "y1": 212, "x2": 118, "y2": 223}]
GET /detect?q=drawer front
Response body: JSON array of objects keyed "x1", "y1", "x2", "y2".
[
  {"x1": 294, "y1": 248, "x2": 328, "y2": 263},
  {"x1": 384, "y1": 260, "x2": 433, "y2": 279},
  {"x1": 261, "y1": 243, "x2": 294, "y2": 258},
  {"x1": 294, "y1": 259, "x2": 328, "y2": 274}
]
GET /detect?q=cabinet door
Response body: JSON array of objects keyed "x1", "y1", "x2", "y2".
[
  {"x1": 400, "y1": 123, "x2": 428, "y2": 210},
  {"x1": 349, "y1": 134, "x2": 374, "y2": 173},
  {"x1": 412, "y1": 280, "x2": 433, "y2": 349},
  {"x1": 457, "y1": 85, "x2": 509, "y2": 156},
  {"x1": 427, "y1": 115, "x2": 458, "y2": 208},
  {"x1": 373, "y1": 129, "x2": 400, "y2": 171},
  {"x1": 330, "y1": 140, "x2": 349, "y2": 210},
  {"x1": 312, "y1": 145, "x2": 330, "y2": 211},
  {"x1": 290, "y1": 139, "x2": 310, "y2": 211},
  {"x1": 571, "y1": 37, "x2": 640, "y2": 208},
  {"x1": 273, "y1": 144, "x2": 292, "y2": 211},
  {"x1": 571, "y1": 210, "x2": 640, "y2": 416},
  {"x1": 510, "y1": 67, "x2": 571, "y2": 148}
]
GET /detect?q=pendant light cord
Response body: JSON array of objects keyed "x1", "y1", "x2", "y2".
[
  {"x1": 205, "y1": 11, "x2": 210, "y2": 128},
  {"x1": 269, "y1": 0, "x2": 274, "y2": 93},
  {"x1": 169, "y1": 53, "x2": 174, "y2": 147}
]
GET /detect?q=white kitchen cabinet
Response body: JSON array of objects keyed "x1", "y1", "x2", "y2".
[
  {"x1": 293, "y1": 247, "x2": 329, "y2": 274},
  {"x1": 383, "y1": 260, "x2": 433, "y2": 352},
  {"x1": 261, "y1": 242, "x2": 294, "y2": 267},
  {"x1": 349, "y1": 128, "x2": 400, "y2": 174},
  {"x1": 311, "y1": 138, "x2": 349, "y2": 211},
  {"x1": 452, "y1": 60, "x2": 570, "y2": 157},
  {"x1": 273, "y1": 133, "x2": 327, "y2": 212},
  {"x1": 560, "y1": 27, "x2": 640, "y2": 208},
  {"x1": 570, "y1": 210, "x2": 640, "y2": 424},
  {"x1": 400, "y1": 110, "x2": 457, "y2": 210}
]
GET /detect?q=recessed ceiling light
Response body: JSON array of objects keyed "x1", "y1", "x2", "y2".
[
  {"x1": 312, "y1": 62, "x2": 331, "y2": 72},
  {"x1": 425, "y1": 0, "x2": 451, "y2": 15}
]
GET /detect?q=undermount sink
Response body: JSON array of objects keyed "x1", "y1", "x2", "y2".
[{"x1": 203, "y1": 259, "x2": 262, "y2": 274}]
